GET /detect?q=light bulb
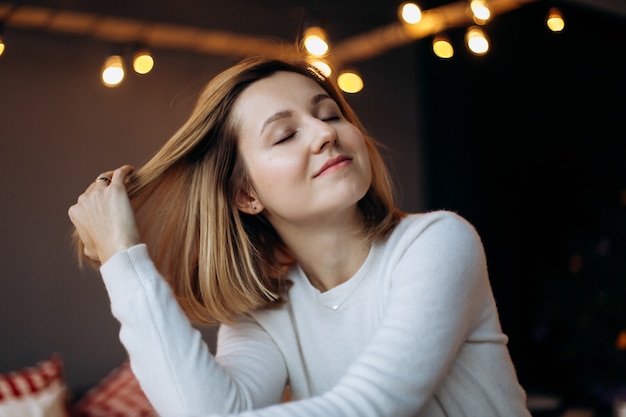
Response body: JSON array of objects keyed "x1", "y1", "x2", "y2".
[
  {"x1": 465, "y1": 26, "x2": 489, "y2": 55},
  {"x1": 101, "y1": 54, "x2": 125, "y2": 87},
  {"x1": 0, "y1": 23, "x2": 5, "y2": 57},
  {"x1": 337, "y1": 70, "x2": 363, "y2": 94},
  {"x1": 432, "y1": 35, "x2": 454, "y2": 59},
  {"x1": 469, "y1": 0, "x2": 491, "y2": 24},
  {"x1": 399, "y1": 2, "x2": 422, "y2": 25},
  {"x1": 303, "y1": 27, "x2": 329, "y2": 57},
  {"x1": 133, "y1": 48, "x2": 154, "y2": 74},
  {"x1": 546, "y1": 7, "x2": 565, "y2": 32},
  {"x1": 308, "y1": 59, "x2": 332, "y2": 78}
]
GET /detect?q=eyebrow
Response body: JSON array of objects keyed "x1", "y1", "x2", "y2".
[{"x1": 260, "y1": 93, "x2": 332, "y2": 134}]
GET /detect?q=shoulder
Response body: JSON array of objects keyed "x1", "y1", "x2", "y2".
[
  {"x1": 390, "y1": 210, "x2": 479, "y2": 245},
  {"x1": 375, "y1": 211, "x2": 489, "y2": 296},
  {"x1": 376, "y1": 210, "x2": 485, "y2": 269}
]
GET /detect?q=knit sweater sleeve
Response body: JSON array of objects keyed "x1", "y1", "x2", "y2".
[{"x1": 99, "y1": 244, "x2": 288, "y2": 417}]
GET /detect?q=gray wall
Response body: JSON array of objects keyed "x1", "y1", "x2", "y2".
[{"x1": 0, "y1": 29, "x2": 421, "y2": 395}]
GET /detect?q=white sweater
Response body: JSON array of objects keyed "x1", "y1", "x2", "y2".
[{"x1": 100, "y1": 210, "x2": 531, "y2": 417}]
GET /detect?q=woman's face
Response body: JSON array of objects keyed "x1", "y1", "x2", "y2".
[{"x1": 232, "y1": 71, "x2": 372, "y2": 228}]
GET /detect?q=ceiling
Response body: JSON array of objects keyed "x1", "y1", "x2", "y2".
[{"x1": 1, "y1": 0, "x2": 625, "y2": 67}]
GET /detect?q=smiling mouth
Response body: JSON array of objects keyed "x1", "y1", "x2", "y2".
[{"x1": 314, "y1": 155, "x2": 353, "y2": 178}]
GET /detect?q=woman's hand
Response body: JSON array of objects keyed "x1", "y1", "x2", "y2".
[{"x1": 68, "y1": 165, "x2": 141, "y2": 264}]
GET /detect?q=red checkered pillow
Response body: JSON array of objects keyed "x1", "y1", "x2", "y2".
[
  {"x1": 72, "y1": 359, "x2": 157, "y2": 417},
  {"x1": 0, "y1": 353, "x2": 69, "y2": 417}
]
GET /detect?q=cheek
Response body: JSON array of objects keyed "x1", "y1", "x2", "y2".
[
  {"x1": 248, "y1": 154, "x2": 304, "y2": 195},
  {"x1": 350, "y1": 131, "x2": 370, "y2": 165},
  {"x1": 356, "y1": 139, "x2": 373, "y2": 187}
]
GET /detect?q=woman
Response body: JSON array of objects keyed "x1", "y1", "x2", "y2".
[{"x1": 68, "y1": 57, "x2": 531, "y2": 416}]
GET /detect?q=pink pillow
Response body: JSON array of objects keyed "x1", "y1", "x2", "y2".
[
  {"x1": 0, "y1": 353, "x2": 70, "y2": 417},
  {"x1": 72, "y1": 360, "x2": 157, "y2": 417}
]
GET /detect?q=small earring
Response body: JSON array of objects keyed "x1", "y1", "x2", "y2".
[{"x1": 253, "y1": 206, "x2": 257, "y2": 211}]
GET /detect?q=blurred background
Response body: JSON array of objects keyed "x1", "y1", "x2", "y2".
[{"x1": 0, "y1": 0, "x2": 624, "y2": 415}]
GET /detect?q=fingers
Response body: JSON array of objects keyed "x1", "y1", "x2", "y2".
[{"x1": 110, "y1": 165, "x2": 135, "y2": 187}]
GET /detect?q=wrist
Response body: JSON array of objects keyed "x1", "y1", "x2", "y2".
[{"x1": 100, "y1": 241, "x2": 139, "y2": 264}]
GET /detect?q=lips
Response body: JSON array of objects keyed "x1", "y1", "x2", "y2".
[{"x1": 314, "y1": 155, "x2": 352, "y2": 178}]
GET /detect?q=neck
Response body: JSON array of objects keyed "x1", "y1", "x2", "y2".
[{"x1": 272, "y1": 210, "x2": 370, "y2": 292}]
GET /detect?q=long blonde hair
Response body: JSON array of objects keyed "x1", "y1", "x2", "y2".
[{"x1": 77, "y1": 57, "x2": 403, "y2": 325}]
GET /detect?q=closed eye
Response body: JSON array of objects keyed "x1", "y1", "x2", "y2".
[{"x1": 275, "y1": 131, "x2": 296, "y2": 145}]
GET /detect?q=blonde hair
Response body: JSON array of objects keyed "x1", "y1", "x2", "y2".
[{"x1": 76, "y1": 57, "x2": 404, "y2": 325}]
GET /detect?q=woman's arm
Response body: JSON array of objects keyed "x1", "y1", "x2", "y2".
[
  {"x1": 69, "y1": 166, "x2": 288, "y2": 415},
  {"x1": 100, "y1": 245, "x2": 288, "y2": 416},
  {"x1": 68, "y1": 165, "x2": 286, "y2": 417}
]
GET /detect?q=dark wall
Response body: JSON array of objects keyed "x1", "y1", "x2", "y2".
[
  {"x1": 0, "y1": 27, "x2": 421, "y2": 395},
  {"x1": 417, "y1": 1, "x2": 626, "y2": 409}
]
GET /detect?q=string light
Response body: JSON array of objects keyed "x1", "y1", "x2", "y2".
[
  {"x1": 337, "y1": 70, "x2": 364, "y2": 94},
  {"x1": 398, "y1": 2, "x2": 422, "y2": 24},
  {"x1": 432, "y1": 34, "x2": 454, "y2": 59},
  {"x1": 132, "y1": 46, "x2": 154, "y2": 74},
  {"x1": 546, "y1": 7, "x2": 565, "y2": 32},
  {"x1": 465, "y1": 26, "x2": 489, "y2": 55},
  {"x1": 101, "y1": 47, "x2": 125, "y2": 87},
  {"x1": 0, "y1": 2, "x2": 555, "y2": 86}
]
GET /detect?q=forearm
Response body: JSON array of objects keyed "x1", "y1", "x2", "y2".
[{"x1": 100, "y1": 245, "x2": 248, "y2": 416}]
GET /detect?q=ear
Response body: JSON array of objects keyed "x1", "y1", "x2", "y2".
[{"x1": 235, "y1": 189, "x2": 264, "y2": 215}]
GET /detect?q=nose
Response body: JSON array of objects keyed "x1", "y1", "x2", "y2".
[{"x1": 311, "y1": 118, "x2": 338, "y2": 153}]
